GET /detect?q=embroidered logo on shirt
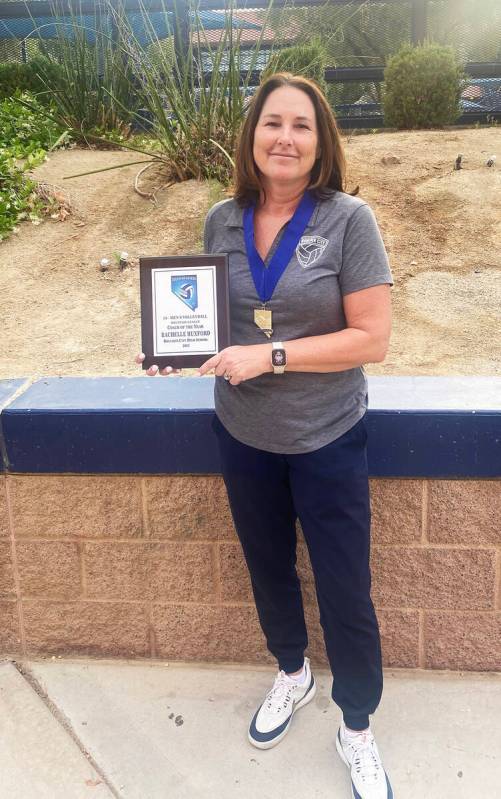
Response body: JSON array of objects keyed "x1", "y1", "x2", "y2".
[{"x1": 296, "y1": 235, "x2": 329, "y2": 267}]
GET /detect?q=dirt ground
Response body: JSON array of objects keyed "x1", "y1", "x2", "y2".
[{"x1": 1, "y1": 126, "x2": 500, "y2": 379}]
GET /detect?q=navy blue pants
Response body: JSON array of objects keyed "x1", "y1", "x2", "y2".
[{"x1": 212, "y1": 413, "x2": 383, "y2": 731}]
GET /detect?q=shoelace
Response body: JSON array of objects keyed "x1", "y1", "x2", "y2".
[
  {"x1": 264, "y1": 671, "x2": 297, "y2": 714},
  {"x1": 344, "y1": 731, "x2": 382, "y2": 785}
]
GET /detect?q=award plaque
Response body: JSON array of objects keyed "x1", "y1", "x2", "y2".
[{"x1": 139, "y1": 254, "x2": 230, "y2": 369}]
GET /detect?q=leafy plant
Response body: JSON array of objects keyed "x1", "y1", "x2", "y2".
[
  {"x1": 0, "y1": 93, "x2": 68, "y2": 240},
  {"x1": 382, "y1": 41, "x2": 465, "y2": 129},
  {"x1": 0, "y1": 94, "x2": 65, "y2": 156},
  {"x1": 0, "y1": 151, "x2": 36, "y2": 239}
]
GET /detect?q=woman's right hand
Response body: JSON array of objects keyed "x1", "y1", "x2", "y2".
[{"x1": 135, "y1": 352, "x2": 181, "y2": 376}]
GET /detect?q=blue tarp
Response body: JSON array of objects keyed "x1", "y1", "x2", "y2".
[
  {"x1": 0, "y1": 9, "x2": 261, "y2": 45},
  {"x1": 0, "y1": 15, "x2": 104, "y2": 43}
]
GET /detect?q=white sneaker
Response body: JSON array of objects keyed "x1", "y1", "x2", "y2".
[
  {"x1": 336, "y1": 721, "x2": 393, "y2": 799},
  {"x1": 248, "y1": 657, "x2": 316, "y2": 749}
]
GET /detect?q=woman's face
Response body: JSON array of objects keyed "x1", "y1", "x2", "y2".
[{"x1": 253, "y1": 86, "x2": 320, "y2": 190}]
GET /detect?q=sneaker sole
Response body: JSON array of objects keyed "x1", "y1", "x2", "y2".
[
  {"x1": 248, "y1": 676, "x2": 317, "y2": 750},
  {"x1": 335, "y1": 729, "x2": 350, "y2": 768}
]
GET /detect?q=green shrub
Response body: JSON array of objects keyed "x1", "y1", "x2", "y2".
[
  {"x1": 0, "y1": 93, "x2": 65, "y2": 155},
  {"x1": 0, "y1": 57, "x2": 64, "y2": 102},
  {"x1": 383, "y1": 41, "x2": 465, "y2": 129},
  {"x1": 0, "y1": 150, "x2": 39, "y2": 240},
  {"x1": 260, "y1": 39, "x2": 327, "y2": 92},
  {"x1": 0, "y1": 93, "x2": 67, "y2": 240}
]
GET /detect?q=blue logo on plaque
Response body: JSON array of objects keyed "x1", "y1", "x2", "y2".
[{"x1": 171, "y1": 275, "x2": 198, "y2": 311}]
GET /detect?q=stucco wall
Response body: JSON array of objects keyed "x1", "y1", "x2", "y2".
[{"x1": 1, "y1": 474, "x2": 499, "y2": 670}]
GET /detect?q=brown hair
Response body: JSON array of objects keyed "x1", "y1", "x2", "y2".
[{"x1": 233, "y1": 72, "x2": 358, "y2": 206}]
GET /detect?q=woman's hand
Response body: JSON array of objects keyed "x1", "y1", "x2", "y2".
[
  {"x1": 198, "y1": 344, "x2": 272, "y2": 385},
  {"x1": 134, "y1": 352, "x2": 181, "y2": 376}
]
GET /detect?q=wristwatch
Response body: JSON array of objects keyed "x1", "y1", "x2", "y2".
[{"x1": 271, "y1": 341, "x2": 287, "y2": 374}]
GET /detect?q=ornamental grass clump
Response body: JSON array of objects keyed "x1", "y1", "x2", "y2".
[
  {"x1": 25, "y1": 0, "x2": 141, "y2": 138},
  {"x1": 104, "y1": 0, "x2": 274, "y2": 184},
  {"x1": 260, "y1": 38, "x2": 328, "y2": 93},
  {"x1": 21, "y1": 0, "x2": 278, "y2": 187},
  {"x1": 383, "y1": 41, "x2": 465, "y2": 129}
]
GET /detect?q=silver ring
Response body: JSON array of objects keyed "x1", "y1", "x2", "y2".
[{"x1": 224, "y1": 373, "x2": 231, "y2": 381}]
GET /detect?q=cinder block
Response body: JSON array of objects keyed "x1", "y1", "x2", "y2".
[
  {"x1": 428, "y1": 480, "x2": 501, "y2": 545},
  {"x1": 85, "y1": 542, "x2": 217, "y2": 602},
  {"x1": 9, "y1": 476, "x2": 143, "y2": 539},
  {"x1": 152, "y1": 603, "x2": 272, "y2": 663},
  {"x1": 0, "y1": 541, "x2": 15, "y2": 599},
  {"x1": 149, "y1": 543, "x2": 217, "y2": 602},
  {"x1": 497, "y1": 552, "x2": 501, "y2": 610},
  {"x1": 377, "y1": 609, "x2": 420, "y2": 668},
  {"x1": 23, "y1": 601, "x2": 150, "y2": 657},
  {"x1": 145, "y1": 476, "x2": 236, "y2": 540},
  {"x1": 17, "y1": 541, "x2": 81, "y2": 599},
  {"x1": 370, "y1": 479, "x2": 423, "y2": 544},
  {"x1": 0, "y1": 480, "x2": 9, "y2": 537},
  {"x1": 424, "y1": 611, "x2": 501, "y2": 670},
  {"x1": 371, "y1": 547, "x2": 496, "y2": 610},
  {"x1": 0, "y1": 601, "x2": 22, "y2": 654},
  {"x1": 85, "y1": 542, "x2": 150, "y2": 600}
]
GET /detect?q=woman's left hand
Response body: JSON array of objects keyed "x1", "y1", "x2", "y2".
[{"x1": 198, "y1": 344, "x2": 272, "y2": 385}]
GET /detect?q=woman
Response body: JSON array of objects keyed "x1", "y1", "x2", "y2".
[{"x1": 139, "y1": 73, "x2": 393, "y2": 799}]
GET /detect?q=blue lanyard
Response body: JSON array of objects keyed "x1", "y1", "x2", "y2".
[{"x1": 243, "y1": 190, "x2": 317, "y2": 303}]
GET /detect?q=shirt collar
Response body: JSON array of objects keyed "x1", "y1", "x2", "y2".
[{"x1": 224, "y1": 196, "x2": 323, "y2": 229}]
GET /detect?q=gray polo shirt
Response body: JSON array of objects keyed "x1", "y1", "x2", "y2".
[{"x1": 204, "y1": 190, "x2": 393, "y2": 454}]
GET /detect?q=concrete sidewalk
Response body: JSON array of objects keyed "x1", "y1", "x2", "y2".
[{"x1": 1, "y1": 658, "x2": 500, "y2": 799}]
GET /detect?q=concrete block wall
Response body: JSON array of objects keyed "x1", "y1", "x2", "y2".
[
  {"x1": 1, "y1": 474, "x2": 500, "y2": 670},
  {"x1": 0, "y1": 375, "x2": 500, "y2": 671}
]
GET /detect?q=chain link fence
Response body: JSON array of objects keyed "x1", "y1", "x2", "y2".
[{"x1": 1, "y1": 0, "x2": 500, "y2": 126}]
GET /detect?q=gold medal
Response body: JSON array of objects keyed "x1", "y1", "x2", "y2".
[{"x1": 254, "y1": 306, "x2": 273, "y2": 338}]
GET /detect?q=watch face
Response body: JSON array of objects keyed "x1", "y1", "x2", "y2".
[{"x1": 272, "y1": 348, "x2": 286, "y2": 367}]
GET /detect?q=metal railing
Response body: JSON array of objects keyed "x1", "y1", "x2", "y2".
[{"x1": 1, "y1": 0, "x2": 500, "y2": 127}]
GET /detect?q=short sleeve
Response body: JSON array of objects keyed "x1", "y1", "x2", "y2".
[
  {"x1": 203, "y1": 211, "x2": 213, "y2": 253},
  {"x1": 203, "y1": 199, "x2": 229, "y2": 253},
  {"x1": 339, "y1": 204, "x2": 393, "y2": 296}
]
